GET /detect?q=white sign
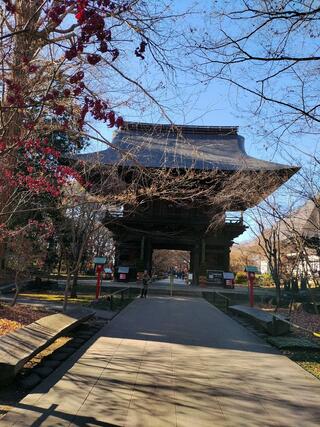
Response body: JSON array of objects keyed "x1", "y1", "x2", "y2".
[
  {"x1": 260, "y1": 260, "x2": 269, "y2": 274},
  {"x1": 223, "y1": 272, "x2": 235, "y2": 280}
]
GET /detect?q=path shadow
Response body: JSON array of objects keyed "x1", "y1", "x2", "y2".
[{"x1": 2, "y1": 296, "x2": 320, "y2": 426}]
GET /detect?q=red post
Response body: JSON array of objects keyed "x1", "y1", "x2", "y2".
[
  {"x1": 96, "y1": 264, "x2": 103, "y2": 299},
  {"x1": 247, "y1": 271, "x2": 255, "y2": 307}
]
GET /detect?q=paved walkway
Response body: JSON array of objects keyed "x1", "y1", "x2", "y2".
[{"x1": 2, "y1": 296, "x2": 320, "y2": 426}]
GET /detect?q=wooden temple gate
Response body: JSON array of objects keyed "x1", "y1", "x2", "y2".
[{"x1": 81, "y1": 122, "x2": 298, "y2": 286}]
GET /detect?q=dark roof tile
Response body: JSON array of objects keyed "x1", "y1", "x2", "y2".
[{"x1": 81, "y1": 122, "x2": 298, "y2": 173}]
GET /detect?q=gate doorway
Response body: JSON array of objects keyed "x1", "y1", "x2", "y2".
[{"x1": 152, "y1": 250, "x2": 190, "y2": 284}]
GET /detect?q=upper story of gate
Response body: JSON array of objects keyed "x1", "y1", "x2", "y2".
[{"x1": 82, "y1": 121, "x2": 298, "y2": 173}]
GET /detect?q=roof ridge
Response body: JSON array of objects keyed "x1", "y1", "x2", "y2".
[{"x1": 123, "y1": 121, "x2": 239, "y2": 136}]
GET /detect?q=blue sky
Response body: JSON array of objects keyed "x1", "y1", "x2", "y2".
[{"x1": 84, "y1": 0, "x2": 313, "y2": 166}]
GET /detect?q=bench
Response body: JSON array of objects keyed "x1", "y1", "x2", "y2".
[
  {"x1": 229, "y1": 305, "x2": 290, "y2": 336},
  {"x1": 0, "y1": 308, "x2": 94, "y2": 384}
]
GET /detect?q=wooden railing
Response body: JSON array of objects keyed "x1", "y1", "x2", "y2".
[
  {"x1": 108, "y1": 286, "x2": 140, "y2": 310},
  {"x1": 203, "y1": 291, "x2": 231, "y2": 312}
]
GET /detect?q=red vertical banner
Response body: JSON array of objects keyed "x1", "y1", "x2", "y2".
[
  {"x1": 96, "y1": 264, "x2": 103, "y2": 299},
  {"x1": 247, "y1": 271, "x2": 255, "y2": 307}
]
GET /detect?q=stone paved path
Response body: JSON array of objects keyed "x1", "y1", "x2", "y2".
[{"x1": 2, "y1": 296, "x2": 320, "y2": 426}]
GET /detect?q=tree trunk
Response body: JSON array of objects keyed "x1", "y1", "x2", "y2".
[
  {"x1": 63, "y1": 264, "x2": 71, "y2": 313},
  {"x1": 10, "y1": 271, "x2": 20, "y2": 306},
  {"x1": 307, "y1": 280, "x2": 319, "y2": 315},
  {"x1": 70, "y1": 269, "x2": 78, "y2": 298},
  {"x1": 270, "y1": 269, "x2": 281, "y2": 311},
  {"x1": 57, "y1": 252, "x2": 62, "y2": 279},
  {"x1": 274, "y1": 280, "x2": 281, "y2": 311},
  {"x1": 0, "y1": 240, "x2": 7, "y2": 271}
]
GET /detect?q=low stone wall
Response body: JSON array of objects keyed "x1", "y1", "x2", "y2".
[
  {"x1": 229, "y1": 305, "x2": 290, "y2": 336},
  {"x1": 0, "y1": 308, "x2": 94, "y2": 385}
]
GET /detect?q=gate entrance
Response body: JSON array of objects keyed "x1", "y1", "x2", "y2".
[
  {"x1": 82, "y1": 122, "x2": 298, "y2": 285},
  {"x1": 152, "y1": 250, "x2": 190, "y2": 282}
]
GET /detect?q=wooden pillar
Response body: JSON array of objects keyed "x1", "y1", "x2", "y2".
[
  {"x1": 201, "y1": 238, "x2": 206, "y2": 264},
  {"x1": 225, "y1": 247, "x2": 231, "y2": 271},
  {"x1": 143, "y1": 237, "x2": 153, "y2": 272},
  {"x1": 192, "y1": 244, "x2": 200, "y2": 286},
  {"x1": 140, "y1": 236, "x2": 145, "y2": 261}
]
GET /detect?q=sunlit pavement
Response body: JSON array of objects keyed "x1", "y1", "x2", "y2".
[
  {"x1": 152, "y1": 278, "x2": 188, "y2": 287},
  {"x1": 2, "y1": 296, "x2": 320, "y2": 426}
]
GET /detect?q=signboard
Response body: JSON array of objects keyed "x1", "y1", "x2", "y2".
[
  {"x1": 207, "y1": 270, "x2": 224, "y2": 285},
  {"x1": 119, "y1": 273, "x2": 126, "y2": 280},
  {"x1": 244, "y1": 265, "x2": 259, "y2": 273},
  {"x1": 260, "y1": 260, "x2": 269, "y2": 274},
  {"x1": 223, "y1": 272, "x2": 235, "y2": 280},
  {"x1": 118, "y1": 266, "x2": 129, "y2": 273},
  {"x1": 93, "y1": 257, "x2": 107, "y2": 265}
]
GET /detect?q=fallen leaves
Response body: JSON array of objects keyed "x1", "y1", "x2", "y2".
[
  {"x1": 0, "y1": 304, "x2": 49, "y2": 336},
  {"x1": 0, "y1": 319, "x2": 22, "y2": 336}
]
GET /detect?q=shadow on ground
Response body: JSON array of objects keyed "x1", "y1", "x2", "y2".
[{"x1": 2, "y1": 296, "x2": 320, "y2": 426}]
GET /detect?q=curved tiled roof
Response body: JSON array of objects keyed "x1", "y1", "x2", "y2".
[
  {"x1": 81, "y1": 122, "x2": 298, "y2": 173},
  {"x1": 279, "y1": 198, "x2": 320, "y2": 240}
]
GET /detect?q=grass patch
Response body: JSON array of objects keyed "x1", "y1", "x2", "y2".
[
  {"x1": 282, "y1": 350, "x2": 320, "y2": 380},
  {"x1": 20, "y1": 292, "x2": 95, "y2": 305},
  {"x1": 20, "y1": 288, "x2": 141, "y2": 312},
  {"x1": 298, "y1": 360, "x2": 320, "y2": 379}
]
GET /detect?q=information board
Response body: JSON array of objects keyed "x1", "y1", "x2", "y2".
[{"x1": 207, "y1": 270, "x2": 224, "y2": 285}]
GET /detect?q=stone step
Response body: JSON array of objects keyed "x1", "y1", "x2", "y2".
[{"x1": 0, "y1": 308, "x2": 94, "y2": 385}]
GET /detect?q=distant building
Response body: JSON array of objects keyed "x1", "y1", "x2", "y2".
[
  {"x1": 260, "y1": 259, "x2": 270, "y2": 274},
  {"x1": 259, "y1": 198, "x2": 320, "y2": 276}
]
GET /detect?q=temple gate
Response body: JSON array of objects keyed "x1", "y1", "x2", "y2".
[{"x1": 82, "y1": 122, "x2": 298, "y2": 285}]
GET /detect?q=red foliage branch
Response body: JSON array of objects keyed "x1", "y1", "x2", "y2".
[{"x1": 1, "y1": 0, "x2": 148, "y2": 218}]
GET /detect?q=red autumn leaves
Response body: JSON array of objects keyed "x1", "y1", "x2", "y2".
[
  {"x1": 1, "y1": 0, "x2": 148, "y2": 204},
  {"x1": 0, "y1": 138, "x2": 81, "y2": 198},
  {"x1": 65, "y1": 1, "x2": 120, "y2": 66}
]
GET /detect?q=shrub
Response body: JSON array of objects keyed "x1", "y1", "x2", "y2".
[
  {"x1": 257, "y1": 273, "x2": 274, "y2": 287},
  {"x1": 235, "y1": 271, "x2": 247, "y2": 284}
]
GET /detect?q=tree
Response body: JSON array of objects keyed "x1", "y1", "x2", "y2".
[
  {"x1": 152, "y1": 250, "x2": 190, "y2": 275},
  {"x1": 248, "y1": 189, "x2": 320, "y2": 309},
  {"x1": 230, "y1": 241, "x2": 262, "y2": 273},
  {"x1": 191, "y1": 1, "x2": 320, "y2": 142},
  {"x1": 83, "y1": 226, "x2": 114, "y2": 272},
  {"x1": 0, "y1": 1, "x2": 190, "y2": 276},
  {"x1": 246, "y1": 202, "x2": 284, "y2": 306},
  {"x1": 53, "y1": 182, "x2": 107, "y2": 307},
  {"x1": 5, "y1": 219, "x2": 53, "y2": 305}
]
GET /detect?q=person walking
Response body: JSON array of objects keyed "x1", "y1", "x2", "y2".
[{"x1": 141, "y1": 270, "x2": 151, "y2": 298}]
